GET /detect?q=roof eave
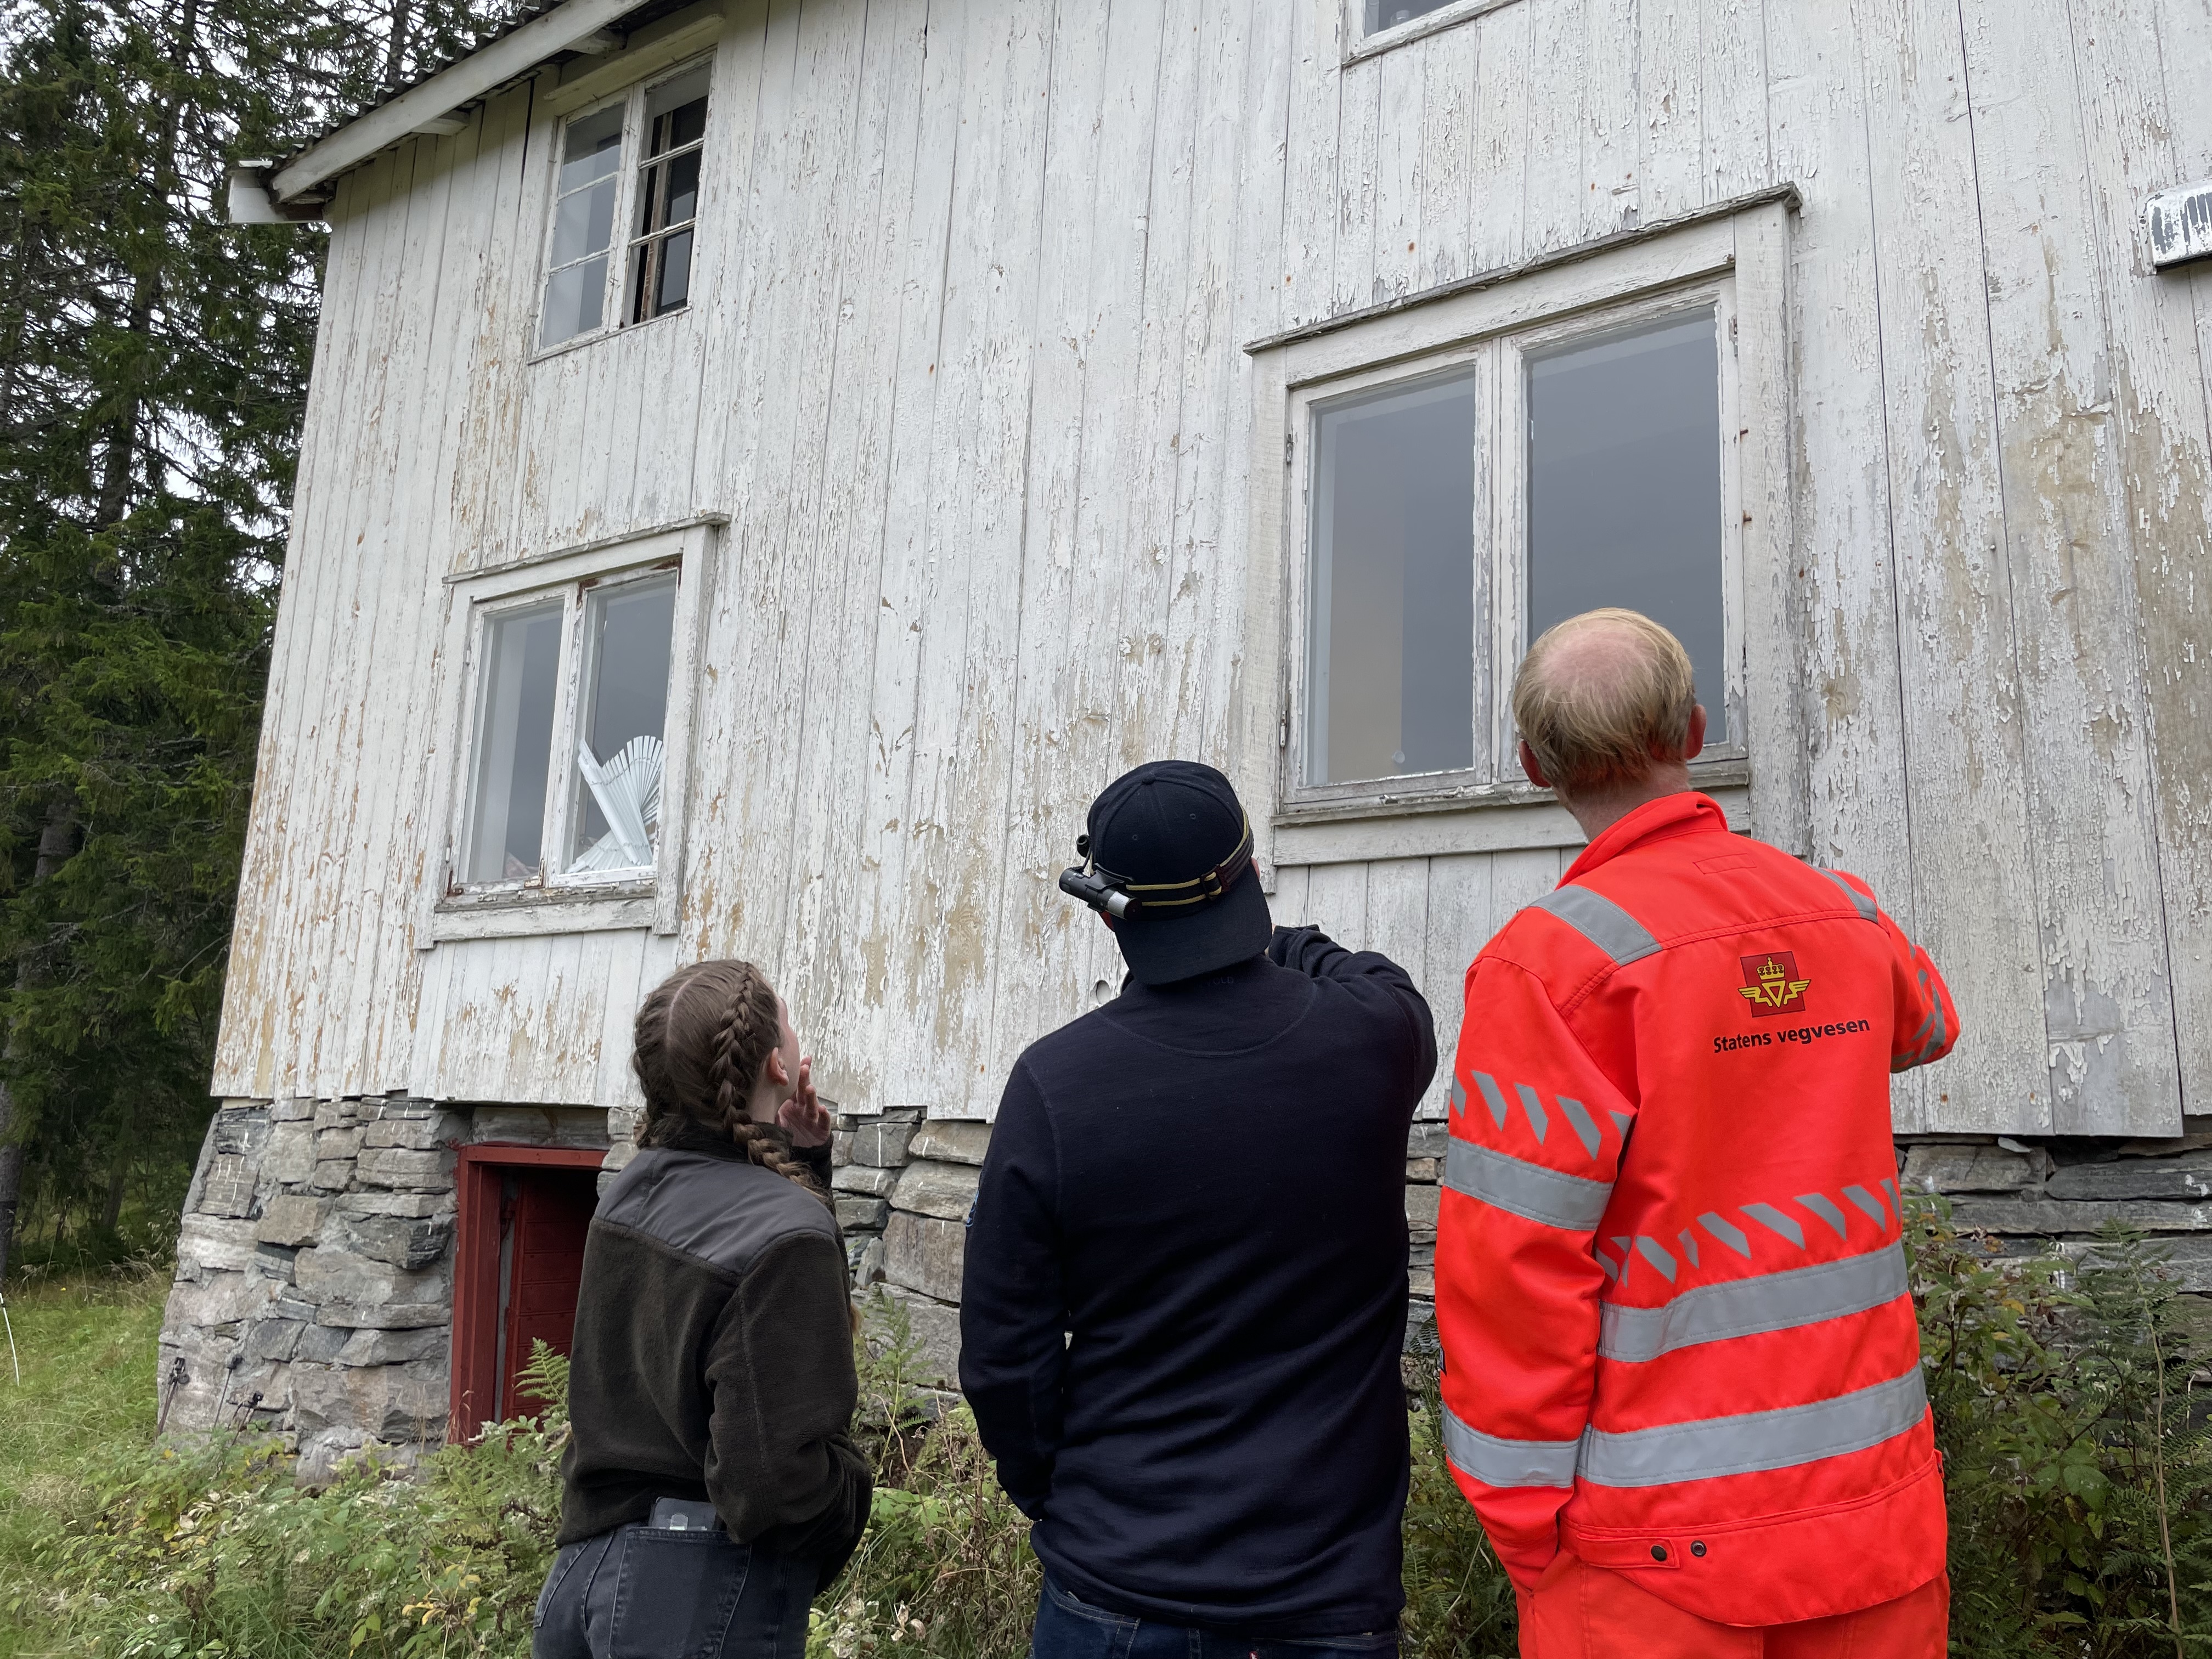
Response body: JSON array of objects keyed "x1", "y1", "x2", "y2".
[{"x1": 269, "y1": 0, "x2": 645, "y2": 207}]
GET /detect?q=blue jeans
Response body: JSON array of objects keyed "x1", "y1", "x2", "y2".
[
  {"x1": 532, "y1": 1522, "x2": 813, "y2": 1659},
  {"x1": 1030, "y1": 1575, "x2": 1400, "y2": 1659}
]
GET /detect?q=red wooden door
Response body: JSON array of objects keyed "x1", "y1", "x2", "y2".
[{"x1": 496, "y1": 1167, "x2": 599, "y2": 1419}]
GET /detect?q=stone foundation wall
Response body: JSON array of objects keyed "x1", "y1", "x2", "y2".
[
  {"x1": 160, "y1": 1097, "x2": 608, "y2": 1480},
  {"x1": 163, "y1": 1090, "x2": 2212, "y2": 1476}
]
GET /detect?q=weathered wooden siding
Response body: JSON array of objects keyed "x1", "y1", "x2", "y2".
[{"x1": 214, "y1": 0, "x2": 2212, "y2": 1135}]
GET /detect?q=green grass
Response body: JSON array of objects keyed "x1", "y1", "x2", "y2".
[{"x1": 0, "y1": 1264, "x2": 167, "y2": 1659}]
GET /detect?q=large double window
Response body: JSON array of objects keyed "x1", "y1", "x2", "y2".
[
  {"x1": 538, "y1": 61, "x2": 711, "y2": 352},
  {"x1": 1287, "y1": 278, "x2": 1743, "y2": 804}
]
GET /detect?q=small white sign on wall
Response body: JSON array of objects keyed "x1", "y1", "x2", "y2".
[{"x1": 2145, "y1": 179, "x2": 2212, "y2": 270}]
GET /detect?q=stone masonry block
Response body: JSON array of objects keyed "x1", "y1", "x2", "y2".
[
  {"x1": 262, "y1": 1121, "x2": 316, "y2": 1186},
  {"x1": 309, "y1": 1158, "x2": 358, "y2": 1192},
  {"x1": 851, "y1": 1122, "x2": 916, "y2": 1167},
  {"x1": 908, "y1": 1121, "x2": 992, "y2": 1166},
  {"x1": 270, "y1": 1097, "x2": 317, "y2": 1121},
  {"x1": 831, "y1": 1131, "x2": 855, "y2": 1167},
  {"x1": 179, "y1": 1215, "x2": 261, "y2": 1274},
  {"x1": 337, "y1": 1327, "x2": 449, "y2": 1367},
  {"x1": 363, "y1": 1117, "x2": 446, "y2": 1151},
  {"x1": 294, "y1": 1246, "x2": 450, "y2": 1315},
  {"x1": 346, "y1": 1215, "x2": 455, "y2": 1272},
  {"x1": 314, "y1": 1100, "x2": 364, "y2": 1131},
  {"x1": 882, "y1": 1212, "x2": 964, "y2": 1304},
  {"x1": 866, "y1": 1287, "x2": 962, "y2": 1389},
  {"x1": 290, "y1": 1360, "x2": 448, "y2": 1443},
  {"x1": 1406, "y1": 1122, "x2": 1451, "y2": 1160},
  {"x1": 469, "y1": 1105, "x2": 609, "y2": 1147},
  {"x1": 198, "y1": 1155, "x2": 260, "y2": 1219},
  {"x1": 838, "y1": 1198, "x2": 890, "y2": 1232},
  {"x1": 256, "y1": 1195, "x2": 331, "y2": 1249},
  {"x1": 833, "y1": 1165, "x2": 898, "y2": 1197},
  {"x1": 212, "y1": 1108, "x2": 272, "y2": 1157},
  {"x1": 316, "y1": 1126, "x2": 368, "y2": 1160},
  {"x1": 891, "y1": 1160, "x2": 980, "y2": 1222},
  {"x1": 850, "y1": 1235, "x2": 885, "y2": 1287},
  {"x1": 2048, "y1": 1152, "x2": 2212, "y2": 1203},
  {"x1": 336, "y1": 1191, "x2": 454, "y2": 1221},
  {"x1": 1902, "y1": 1143, "x2": 2045, "y2": 1195},
  {"x1": 1406, "y1": 1158, "x2": 1439, "y2": 1183},
  {"x1": 356, "y1": 1147, "x2": 455, "y2": 1190},
  {"x1": 1951, "y1": 1198, "x2": 2212, "y2": 1234},
  {"x1": 317, "y1": 1299, "x2": 450, "y2": 1331},
  {"x1": 1406, "y1": 1185, "x2": 1441, "y2": 1233}
]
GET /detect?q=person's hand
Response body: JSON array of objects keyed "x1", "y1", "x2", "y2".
[{"x1": 778, "y1": 1056, "x2": 832, "y2": 1147}]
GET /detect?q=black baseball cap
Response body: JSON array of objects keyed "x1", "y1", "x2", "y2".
[{"x1": 1082, "y1": 760, "x2": 1271, "y2": 986}]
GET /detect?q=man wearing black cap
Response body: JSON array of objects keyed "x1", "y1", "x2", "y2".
[{"x1": 960, "y1": 760, "x2": 1438, "y2": 1656}]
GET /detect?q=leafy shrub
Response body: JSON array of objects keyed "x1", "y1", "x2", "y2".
[{"x1": 26, "y1": 1204, "x2": 2212, "y2": 1659}]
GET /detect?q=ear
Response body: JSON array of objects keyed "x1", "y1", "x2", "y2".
[
  {"x1": 763, "y1": 1047, "x2": 792, "y2": 1087},
  {"x1": 1684, "y1": 704, "x2": 1708, "y2": 761},
  {"x1": 1519, "y1": 739, "x2": 1554, "y2": 791}
]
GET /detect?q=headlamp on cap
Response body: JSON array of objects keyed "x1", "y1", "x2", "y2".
[{"x1": 1057, "y1": 819, "x2": 1254, "y2": 922}]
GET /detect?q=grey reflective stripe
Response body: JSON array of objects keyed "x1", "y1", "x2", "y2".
[
  {"x1": 1742, "y1": 1202, "x2": 1805, "y2": 1248},
  {"x1": 1474, "y1": 1071, "x2": 1510, "y2": 1129},
  {"x1": 1844, "y1": 1184, "x2": 1889, "y2": 1231},
  {"x1": 1515, "y1": 1082, "x2": 1550, "y2": 1143},
  {"x1": 1442, "y1": 1406, "x2": 1579, "y2": 1489},
  {"x1": 1798, "y1": 1193, "x2": 1849, "y2": 1239},
  {"x1": 1558, "y1": 1096, "x2": 1601, "y2": 1158},
  {"x1": 1598, "y1": 1242, "x2": 1910, "y2": 1363},
  {"x1": 1444, "y1": 1139, "x2": 1614, "y2": 1231},
  {"x1": 1814, "y1": 866, "x2": 1880, "y2": 923},
  {"x1": 1579, "y1": 1365, "x2": 1928, "y2": 1488},
  {"x1": 1530, "y1": 885, "x2": 1662, "y2": 965}
]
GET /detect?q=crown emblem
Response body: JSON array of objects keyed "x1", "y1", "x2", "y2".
[{"x1": 1738, "y1": 951, "x2": 1812, "y2": 1013}]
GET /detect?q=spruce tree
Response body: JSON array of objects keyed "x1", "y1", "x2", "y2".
[{"x1": 0, "y1": 0, "x2": 517, "y2": 1280}]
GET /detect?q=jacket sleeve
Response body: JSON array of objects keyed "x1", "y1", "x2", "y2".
[
  {"x1": 1266, "y1": 924, "x2": 1440, "y2": 1099},
  {"x1": 702, "y1": 1231, "x2": 874, "y2": 1582},
  {"x1": 1434, "y1": 955, "x2": 1635, "y2": 1592},
  {"x1": 1830, "y1": 870, "x2": 1962, "y2": 1072},
  {"x1": 957, "y1": 1059, "x2": 1066, "y2": 1519}
]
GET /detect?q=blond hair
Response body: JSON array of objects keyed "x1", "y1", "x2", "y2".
[{"x1": 1511, "y1": 608, "x2": 1696, "y2": 797}]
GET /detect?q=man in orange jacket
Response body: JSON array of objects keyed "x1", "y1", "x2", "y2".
[{"x1": 1436, "y1": 608, "x2": 1957, "y2": 1658}]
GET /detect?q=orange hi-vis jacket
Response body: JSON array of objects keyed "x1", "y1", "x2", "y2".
[{"x1": 1435, "y1": 792, "x2": 1959, "y2": 1628}]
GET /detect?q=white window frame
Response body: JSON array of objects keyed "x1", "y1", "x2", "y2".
[
  {"x1": 422, "y1": 518, "x2": 718, "y2": 943},
  {"x1": 531, "y1": 52, "x2": 717, "y2": 360},
  {"x1": 1345, "y1": 0, "x2": 1521, "y2": 64},
  {"x1": 1238, "y1": 195, "x2": 1799, "y2": 873}
]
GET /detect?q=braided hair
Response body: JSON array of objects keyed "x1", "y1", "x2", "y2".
[{"x1": 632, "y1": 960, "x2": 828, "y2": 1203}]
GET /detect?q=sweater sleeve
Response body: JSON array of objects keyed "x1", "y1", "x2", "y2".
[
  {"x1": 1266, "y1": 923, "x2": 1439, "y2": 1101},
  {"x1": 701, "y1": 1231, "x2": 873, "y2": 1583},
  {"x1": 1826, "y1": 870, "x2": 1962, "y2": 1073},
  {"x1": 957, "y1": 1058, "x2": 1066, "y2": 1519}
]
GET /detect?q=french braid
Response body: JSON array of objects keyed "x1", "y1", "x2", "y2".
[{"x1": 632, "y1": 960, "x2": 828, "y2": 1204}]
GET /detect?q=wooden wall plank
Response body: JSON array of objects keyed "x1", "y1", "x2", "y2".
[
  {"x1": 1700, "y1": 0, "x2": 1767, "y2": 204},
  {"x1": 1854, "y1": 0, "x2": 2049, "y2": 1133},
  {"x1": 1372, "y1": 40, "x2": 1425, "y2": 306},
  {"x1": 1581, "y1": 0, "x2": 1641, "y2": 239},
  {"x1": 1639, "y1": 0, "x2": 1702, "y2": 223},
  {"x1": 1421, "y1": 851, "x2": 1494, "y2": 1114},
  {"x1": 1415, "y1": 17, "x2": 1478, "y2": 292},
  {"x1": 1522, "y1": 0, "x2": 1587, "y2": 256},
  {"x1": 1467, "y1": 0, "x2": 1531, "y2": 272}
]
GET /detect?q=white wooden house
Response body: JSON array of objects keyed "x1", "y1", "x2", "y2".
[{"x1": 167, "y1": 0, "x2": 2212, "y2": 1469}]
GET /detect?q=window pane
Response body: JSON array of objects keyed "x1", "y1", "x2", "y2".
[
  {"x1": 654, "y1": 228, "x2": 694, "y2": 313},
  {"x1": 1526, "y1": 311, "x2": 1725, "y2": 725},
  {"x1": 550, "y1": 174, "x2": 617, "y2": 268},
  {"x1": 558, "y1": 106, "x2": 624, "y2": 194},
  {"x1": 540, "y1": 253, "x2": 608, "y2": 347},
  {"x1": 465, "y1": 603, "x2": 563, "y2": 884},
  {"x1": 1367, "y1": 0, "x2": 1459, "y2": 32},
  {"x1": 661, "y1": 150, "x2": 701, "y2": 228},
  {"x1": 567, "y1": 577, "x2": 678, "y2": 872},
  {"x1": 647, "y1": 66, "x2": 710, "y2": 146},
  {"x1": 1308, "y1": 374, "x2": 1479, "y2": 785}
]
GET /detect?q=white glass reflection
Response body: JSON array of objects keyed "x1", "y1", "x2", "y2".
[
  {"x1": 1308, "y1": 373, "x2": 1479, "y2": 786},
  {"x1": 567, "y1": 578, "x2": 678, "y2": 872},
  {"x1": 465, "y1": 603, "x2": 564, "y2": 884},
  {"x1": 1526, "y1": 311, "x2": 1724, "y2": 727}
]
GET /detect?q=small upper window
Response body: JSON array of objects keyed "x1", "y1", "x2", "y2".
[
  {"x1": 1299, "y1": 291, "x2": 1736, "y2": 795},
  {"x1": 460, "y1": 568, "x2": 680, "y2": 890},
  {"x1": 538, "y1": 61, "x2": 712, "y2": 351},
  {"x1": 1365, "y1": 0, "x2": 1461, "y2": 33}
]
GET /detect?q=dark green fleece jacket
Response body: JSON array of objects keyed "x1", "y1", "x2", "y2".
[{"x1": 555, "y1": 1130, "x2": 871, "y2": 1584}]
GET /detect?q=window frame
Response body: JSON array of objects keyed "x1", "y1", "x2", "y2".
[
  {"x1": 531, "y1": 53, "x2": 716, "y2": 359},
  {"x1": 1238, "y1": 195, "x2": 1799, "y2": 873},
  {"x1": 1344, "y1": 0, "x2": 1522, "y2": 64},
  {"x1": 425, "y1": 519, "x2": 718, "y2": 943}
]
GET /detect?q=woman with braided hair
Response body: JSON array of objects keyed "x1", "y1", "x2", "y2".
[{"x1": 534, "y1": 960, "x2": 872, "y2": 1659}]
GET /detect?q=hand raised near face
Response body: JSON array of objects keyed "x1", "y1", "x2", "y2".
[{"x1": 777, "y1": 1056, "x2": 833, "y2": 1147}]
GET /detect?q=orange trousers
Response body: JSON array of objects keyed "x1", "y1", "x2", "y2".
[{"x1": 1517, "y1": 1554, "x2": 1948, "y2": 1658}]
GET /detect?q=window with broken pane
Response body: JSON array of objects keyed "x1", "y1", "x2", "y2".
[
  {"x1": 458, "y1": 569, "x2": 681, "y2": 891},
  {"x1": 567, "y1": 575, "x2": 677, "y2": 872},
  {"x1": 540, "y1": 104, "x2": 624, "y2": 348}
]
